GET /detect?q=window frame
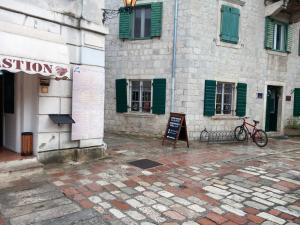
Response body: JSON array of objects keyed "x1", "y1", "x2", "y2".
[
  {"x1": 128, "y1": 80, "x2": 153, "y2": 113},
  {"x1": 131, "y1": 5, "x2": 152, "y2": 40},
  {"x1": 273, "y1": 22, "x2": 287, "y2": 52},
  {"x1": 215, "y1": 82, "x2": 236, "y2": 116}
]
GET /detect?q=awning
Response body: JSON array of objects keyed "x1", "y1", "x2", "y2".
[
  {"x1": 0, "y1": 55, "x2": 70, "y2": 79},
  {"x1": 0, "y1": 22, "x2": 70, "y2": 79}
]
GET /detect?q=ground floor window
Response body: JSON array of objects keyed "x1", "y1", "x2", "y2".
[
  {"x1": 129, "y1": 80, "x2": 152, "y2": 113},
  {"x1": 216, "y1": 82, "x2": 235, "y2": 115}
]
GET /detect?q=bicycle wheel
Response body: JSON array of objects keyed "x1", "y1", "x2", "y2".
[
  {"x1": 253, "y1": 129, "x2": 268, "y2": 147},
  {"x1": 234, "y1": 126, "x2": 247, "y2": 141}
]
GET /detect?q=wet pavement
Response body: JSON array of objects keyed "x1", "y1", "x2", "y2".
[{"x1": 0, "y1": 133, "x2": 300, "y2": 225}]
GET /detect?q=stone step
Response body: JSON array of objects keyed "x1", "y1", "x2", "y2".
[{"x1": 0, "y1": 158, "x2": 44, "y2": 179}]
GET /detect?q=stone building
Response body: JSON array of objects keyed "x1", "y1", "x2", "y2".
[
  {"x1": 105, "y1": 0, "x2": 300, "y2": 139},
  {"x1": 0, "y1": 0, "x2": 107, "y2": 162},
  {"x1": 105, "y1": 0, "x2": 300, "y2": 140}
]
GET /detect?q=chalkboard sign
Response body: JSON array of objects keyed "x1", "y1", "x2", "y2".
[{"x1": 162, "y1": 113, "x2": 189, "y2": 148}]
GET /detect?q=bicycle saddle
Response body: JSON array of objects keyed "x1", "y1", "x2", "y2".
[{"x1": 253, "y1": 120, "x2": 260, "y2": 124}]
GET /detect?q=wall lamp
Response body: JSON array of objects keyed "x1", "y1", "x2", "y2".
[{"x1": 102, "y1": 0, "x2": 137, "y2": 24}]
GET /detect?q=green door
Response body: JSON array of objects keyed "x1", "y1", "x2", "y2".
[{"x1": 265, "y1": 86, "x2": 279, "y2": 132}]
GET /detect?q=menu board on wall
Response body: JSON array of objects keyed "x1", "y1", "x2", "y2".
[{"x1": 71, "y1": 66, "x2": 104, "y2": 140}]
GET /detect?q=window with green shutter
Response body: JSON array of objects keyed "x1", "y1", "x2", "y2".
[
  {"x1": 119, "y1": 2, "x2": 163, "y2": 40},
  {"x1": 220, "y1": 5, "x2": 240, "y2": 44},
  {"x1": 204, "y1": 80, "x2": 216, "y2": 116},
  {"x1": 294, "y1": 88, "x2": 300, "y2": 117},
  {"x1": 236, "y1": 83, "x2": 247, "y2": 117},
  {"x1": 116, "y1": 79, "x2": 128, "y2": 113},
  {"x1": 152, "y1": 79, "x2": 166, "y2": 115},
  {"x1": 265, "y1": 17, "x2": 293, "y2": 53}
]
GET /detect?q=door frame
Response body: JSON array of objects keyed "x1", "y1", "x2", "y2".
[{"x1": 263, "y1": 81, "x2": 285, "y2": 134}]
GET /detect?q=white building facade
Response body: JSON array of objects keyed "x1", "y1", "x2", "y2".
[
  {"x1": 0, "y1": 0, "x2": 107, "y2": 162},
  {"x1": 105, "y1": 0, "x2": 300, "y2": 140}
]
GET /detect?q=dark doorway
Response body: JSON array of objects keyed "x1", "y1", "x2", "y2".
[{"x1": 265, "y1": 86, "x2": 281, "y2": 132}]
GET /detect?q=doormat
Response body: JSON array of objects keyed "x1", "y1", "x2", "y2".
[
  {"x1": 271, "y1": 136, "x2": 289, "y2": 140},
  {"x1": 128, "y1": 159, "x2": 162, "y2": 169}
]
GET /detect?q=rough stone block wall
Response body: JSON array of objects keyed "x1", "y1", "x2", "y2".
[{"x1": 105, "y1": 0, "x2": 300, "y2": 140}]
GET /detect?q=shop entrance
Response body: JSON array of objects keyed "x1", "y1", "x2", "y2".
[{"x1": 265, "y1": 85, "x2": 282, "y2": 132}]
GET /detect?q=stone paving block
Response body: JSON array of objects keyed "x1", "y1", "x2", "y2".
[
  {"x1": 261, "y1": 186, "x2": 284, "y2": 194},
  {"x1": 98, "y1": 192, "x2": 116, "y2": 201},
  {"x1": 88, "y1": 196, "x2": 102, "y2": 204},
  {"x1": 143, "y1": 191, "x2": 159, "y2": 199},
  {"x1": 152, "y1": 204, "x2": 169, "y2": 212},
  {"x1": 220, "y1": 204, "x2": 246, "y2": 216},
  {"x1": 109, "y1": 208, "x2": 126, "y2": 219},
  {"x1": 257, "y1": 212, "x2": 286, "y2": 225},
  {"x1": 268, "y1": 197, "x2": 287, "y2": 205},
  {"x1": 158, "y1": 191, "x2": 174, "y2": 198},
  {"x1": 121, "y1": 217, "x2": 138, "y2": 225},
  {"x1": 188, "y1": 204, "x2": 206, "y2": 213},
  {"x1": 206, "y1": 193, "x2": 223, "y2": 200},
  {"x1": 171, "y1": 196, "x2": 192, "y2": 206},
  {"x1": 139, "y1": 207, "x2": 166, "y2": 223},
  {"x1": 126, "y1": 210, "x2": 146, "y2": 220},
  {"x1": 135, "y1": 195, "x2": 156, "y2": 205},
  {"x1": 275, "y1": 206, "x2": 300, "y2": 217},
  {"x1": 226, "y1": 194, "x2": 245, "y2": 202},
  {"x1": 98, "y1": 202, "x2": 111, "y2": 209},
  {"x1": 228, "y1": 184, "x2": 252, "y2": 193},
  {"x1": 156, "y1": 197, "x2": 175, "y2": 206},
  {"x1": 10, "y1": 204, "x2": 81, "y2": 225},
  {"x1": 134, "y1": 186, "x2": 145, "y2": 192},
  {"x1": 221, "y1": 198, "x2": 243, "y2": 209},
  {"x1": 203, "y1": 186, "x2": 231, "y2": 196},
  {"x1": 182, "y1": 221, "x2": 199, "y2": 225},
  {"x1": 126, "y1": 199, "x2": 144, "y2": 208},
  {"x1": 252, "y1": 197, "x2": 275, "y2": 206},
  {"x1": 121, "y1": 187, "x2": 138, "y2": 195},
  {"x1": 163, "y1": 210, "x2": 185, "y2": 221},
  {"x1": 187, "y1": 196, "x2": 207, "y2": 205}
]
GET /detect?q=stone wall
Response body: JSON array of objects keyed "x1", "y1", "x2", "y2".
[{"x1": 105, "y1": 0, "x2": 300, "y2": 140}]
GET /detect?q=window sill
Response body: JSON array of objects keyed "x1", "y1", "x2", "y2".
[
  {"x1": 211, "y1": 115, "x2": 240, "y2": 120},
  {"x1": 266, "y1": 50, "x2": 288, "y2": 57},
  {"x1": 123, "y1": 112, "x2": 155, "y2": 118},
  {"x1": 215, "y1": 39, "x2": 244, "y2": 49}
]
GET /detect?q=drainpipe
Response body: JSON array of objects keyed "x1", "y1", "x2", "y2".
[{"x1": 171, "y1": 0, "x2": 179, "y2": 112}]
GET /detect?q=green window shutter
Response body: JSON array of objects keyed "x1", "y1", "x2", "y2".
[
  {"x1": 151, "y1": 2, "x2": 163, "y2": 37},
  {"x1": 152, "y1": 78, "x2": 166, "y2": 115},
  {"x1": 204, "y1": 80, "x2": 216, "y2": 116},
  {"x1": 116, "y1": 79, "x2": 128, "y2": 113},
  {"x1": 119, "y1": 8, "x2": 131, "y2": 39},
  {"x1": 286, "y1": 24, "x2": 293, "y2": 53},
  {"x1": 236, "y1": 83, "x2": 247, "y2": 117},
  {"x1": 265, "y1": 17, "x2": 274, "y2": 49},
  {"x1": 294, "y1": 88, "x2": 300, "y2": 117},
  {"x1": 220, "y1": 5, "x2": 240, "y2": 44}
]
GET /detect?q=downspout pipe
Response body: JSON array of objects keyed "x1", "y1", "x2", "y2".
[{"x1": 171, "y1": 0, "x2": 179, "y2": 112}]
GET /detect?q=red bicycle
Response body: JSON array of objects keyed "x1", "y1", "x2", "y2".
[{"x1": 234, "y1": 117, "x2": 268, "y2": 147}]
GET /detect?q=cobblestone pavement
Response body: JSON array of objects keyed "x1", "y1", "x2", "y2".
[{"x1": 1, "y1": 134, "x2": 300, "y2": 225}]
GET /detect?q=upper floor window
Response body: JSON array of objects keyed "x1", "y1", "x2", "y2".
[
  {"x1": 133, "y1": 7, "x2": 151, "y2": 39},
  {"x1": 265, "y1": 17, "x2": 293, "y2": 53},
  {"x1": 119, "y1": 2, "x2": 163, "y2": 40},
  {"x1": 220, "y1": 5, "x2": 240, "y2": 44}
]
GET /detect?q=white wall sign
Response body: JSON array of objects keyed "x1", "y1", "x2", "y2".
[
  {"x1": 71, "y1": 66, "x2": 105, "y2": 140},
  {"x1": 0, "y1": 55, "x2": 70, "y2": 79}
]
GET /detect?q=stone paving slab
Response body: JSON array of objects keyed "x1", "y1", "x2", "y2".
[{"x1": 0, "y1": 134, "x2": 300, "y2": 225}]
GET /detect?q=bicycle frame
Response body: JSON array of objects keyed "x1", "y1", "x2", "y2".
[{"x1": 241, "y1": 119, "x2": 258, "y2": 139}]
